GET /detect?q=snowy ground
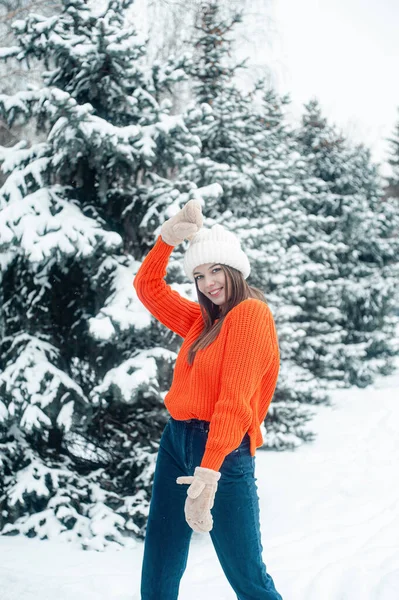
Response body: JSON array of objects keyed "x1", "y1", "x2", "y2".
[{"x1": 1, "y1": 363, "x2": 399, "y2": 600}]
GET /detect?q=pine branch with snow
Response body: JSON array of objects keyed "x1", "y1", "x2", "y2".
[{"x1": 0, "y1": 0, "x2": 202, "y2": 548}]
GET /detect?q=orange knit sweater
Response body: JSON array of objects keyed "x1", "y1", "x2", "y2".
[{"x1": 133, "y1": 235, "x2": 280, "y2": 471}]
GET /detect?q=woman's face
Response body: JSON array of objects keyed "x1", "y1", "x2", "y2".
[{"x1": 193, "y1": 263, "x2": 228, "y2": 306}]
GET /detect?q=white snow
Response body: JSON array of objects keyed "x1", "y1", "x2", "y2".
[
  {"x1": 56, "y1": 401, "x2": 75, "y2": 431},
  {"x1": 0, "y1": 46, "x2": 20, "y2": 59},
  {"x1": 89, "y1": 255, "x2": 146, "y2": 339},
  {"x1": 0, "y1": 400, "x2": 9, "y2": 422},
  {"x1": 90, "y1": 353, "x2": 160, "y2": 405},
  {"x1": 0, "y1": 182, "x2": 122, "y2": 269},
  {"x1": 0, "y1": 335, "x2": 87, "y2": 419},
  {"x1": 20, "y1": 404, "x2": 52, "y2": 431},
  {"x1": 0, "y1": 363, "x2": 398, "y2": 599}
]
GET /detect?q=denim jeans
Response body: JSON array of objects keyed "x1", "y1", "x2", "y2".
[{"x1": 140, "y1": 417, "x2": 283, "y2": 600}]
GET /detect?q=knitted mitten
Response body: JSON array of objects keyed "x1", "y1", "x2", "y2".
[
  {"x1": 160, "y1": 199, "x2": 203, "y2": 246},
  {"x1": 176, "y1": 466, "x2": 221, "y2": 533}
]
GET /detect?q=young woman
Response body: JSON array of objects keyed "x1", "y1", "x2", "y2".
[{"x1": 133, "y1": 199, "x2": 283, "y2": 600}]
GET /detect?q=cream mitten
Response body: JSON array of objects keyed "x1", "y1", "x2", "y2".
[
  {"x1": 160, "y1": 199, "x2": 203, "y2": 246},
  {"x1": 176, "y1": 466, "x2": 221, "y2": 533}
]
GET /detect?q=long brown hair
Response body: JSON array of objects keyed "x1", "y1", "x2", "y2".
[{"x1": 187, "y1": 264, "x2": 267, "y2": 366}]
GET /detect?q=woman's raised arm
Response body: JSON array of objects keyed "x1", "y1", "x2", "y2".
[{"x1": 133, "y1": 235, "x2": 201, "y2": 339}]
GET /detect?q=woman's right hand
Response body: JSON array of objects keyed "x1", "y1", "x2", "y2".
[{"x1": 160, "y1": 199, "x2": 203, "y2": 247}]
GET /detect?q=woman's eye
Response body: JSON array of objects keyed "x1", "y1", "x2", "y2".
[{"x1": 195, "y1": 268, "x2": 220, "y2": 281}]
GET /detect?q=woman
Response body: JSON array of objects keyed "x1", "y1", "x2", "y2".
[{"x1": 133, "y1": 199, "x2": 283, "y2": 600}]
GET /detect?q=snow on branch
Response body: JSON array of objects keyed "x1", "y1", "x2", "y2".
[
  {"x1": 90, "y1": 347, "x2": 177, "y2": 407},
  {"x1": 0, "y1": 184, "x2": 122, "y2": 269},
  {"x1": 0, "y1": 333, "x2": 87, "y2": 433}
]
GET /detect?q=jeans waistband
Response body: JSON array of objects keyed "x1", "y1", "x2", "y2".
[{"x1": 170, "y1": 416, "x2": 210, "y2": 432}]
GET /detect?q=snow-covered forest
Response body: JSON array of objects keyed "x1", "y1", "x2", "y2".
[{"x1": 0, "y1": 0, "x2": 398, "y2": 572}]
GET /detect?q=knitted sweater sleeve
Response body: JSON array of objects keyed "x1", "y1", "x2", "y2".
[
  {"x1": 133, "y1": 235, "x2": 201, "y2": 339},
  {"x1": 200, "y1": 299, "x2": 280, "y2": 471}
]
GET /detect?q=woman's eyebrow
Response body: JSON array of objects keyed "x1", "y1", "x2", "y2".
[{"x1": 193, "y1": 263, "x2": 219, "y2": 275}]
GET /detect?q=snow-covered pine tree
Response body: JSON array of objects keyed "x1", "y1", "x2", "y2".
[
  {"x1": 234, "y1": 87, "x2": 334, "y2": 449},
  {"x1": 385, "y1": 109, "x2": 399, "y2": 313},
  {"x1": 183, "y1": 1, "x2": 267, "y2": 219},
  {"x1": 180, "y1": 2, "x2": 320, "y2": 449},
  {"x1": 0, "y1": 1, "x2": 62, "y2": 164},
  {"x1": 294, "y1": 99, "x2": 399, "y2": 387},
  {"x1": 385, "y1": 108, "x2": 399, "y2": 201},
  {"x1": 0, "y1": 0, "x2": 203, "y2": 548}
]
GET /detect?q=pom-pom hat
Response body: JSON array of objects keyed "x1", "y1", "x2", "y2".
[{"x1": 183, "y1": 224, "x2": 251, "y2": 282}]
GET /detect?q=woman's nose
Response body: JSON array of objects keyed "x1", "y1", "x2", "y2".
[{"x1": 206, "y1": 277, "x2": 218, "y2": 288}]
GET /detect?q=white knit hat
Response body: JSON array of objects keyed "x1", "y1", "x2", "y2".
[{"x1": 183, "y1": 224, "x2": 251, "y2": 282}]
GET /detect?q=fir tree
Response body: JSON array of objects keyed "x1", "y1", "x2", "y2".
[
  {"x1": 385, "y1": 109, "x2": 399, "y2": 312},
  {"x1": 294, "y1": 99, "x2": 399, "y2": 387},
  {"x1": 237, "y1": 88, "x2": 331, "y2": 447},
  {"x1": 182, "y1": 2, "x2": 321, "y2": 449},
  {"x1": 183, "y1": 1, "x2": 267, "y2": 218},
  {"x1": 386, "y1": 108, "x2": 399, "y2": 199},
  {"x1": 242, "y1": 95, "x2": 399, "y2": 446},
  {"x1": 0, "y1": 0, "x2": 202, "y2": 548},
  {"x1": 190, "y1": 1, "x2": 242, "y2": 105}
]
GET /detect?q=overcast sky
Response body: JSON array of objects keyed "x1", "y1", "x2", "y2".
[{"x1": 257, "y1": 0, "x2": 399, "y2": 172}]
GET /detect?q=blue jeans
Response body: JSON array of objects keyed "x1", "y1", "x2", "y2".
[{"x1": 140, "y1": 417, "x2": 283, "y2": 600}]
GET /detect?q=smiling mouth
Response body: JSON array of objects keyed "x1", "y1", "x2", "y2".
[{"x1": 209, "y1": 288, "x2": 223, "y2": 297}]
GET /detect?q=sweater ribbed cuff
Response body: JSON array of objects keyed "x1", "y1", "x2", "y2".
[{"x1": 199, "y1": 448, "x2": 230, "y2": 472}]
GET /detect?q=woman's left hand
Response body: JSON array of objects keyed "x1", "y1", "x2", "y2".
[{"x1": 176, "y1": 466, "x2": 221, "y2": 533}]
